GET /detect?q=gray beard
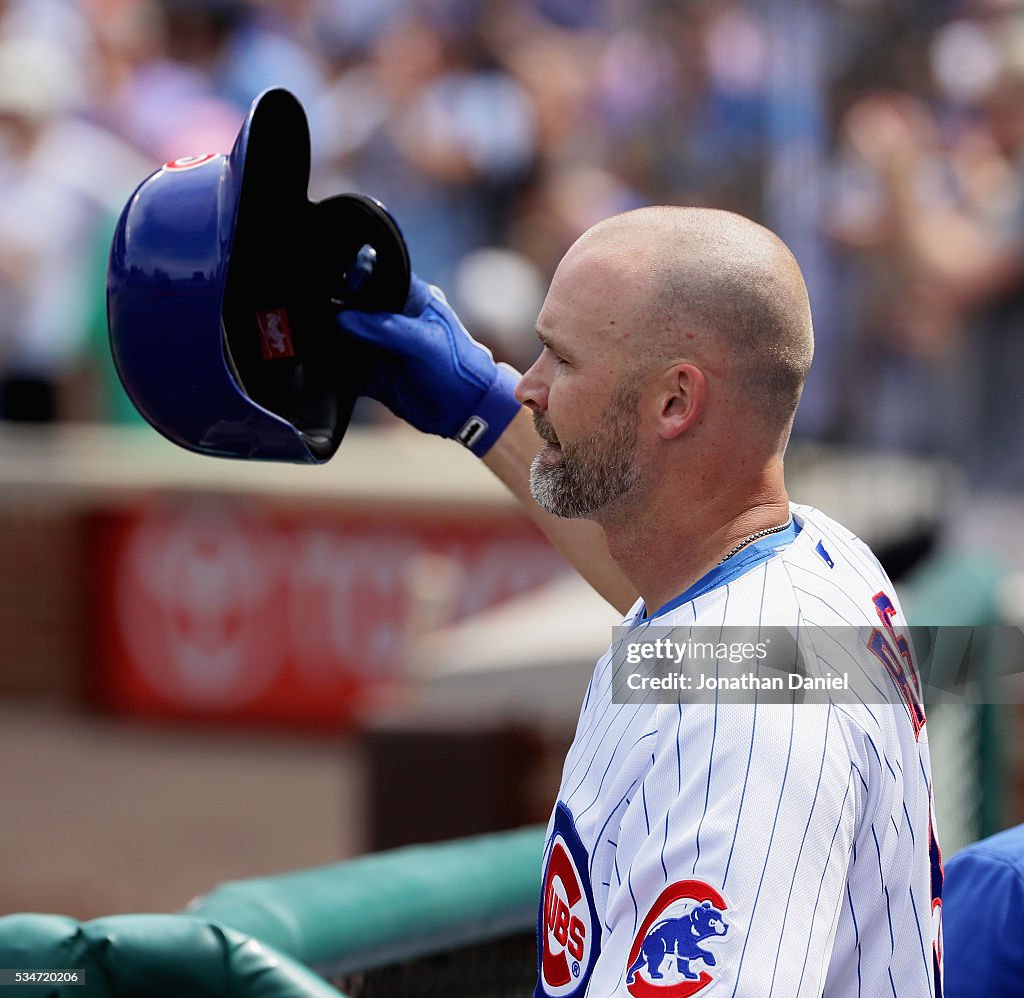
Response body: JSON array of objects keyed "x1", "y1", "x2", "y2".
[{"x1": 529, "y1": 407, "x2": 640, "y2": 519}]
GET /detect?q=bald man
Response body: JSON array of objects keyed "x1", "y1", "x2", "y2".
[{"x1": 341, "y1": 206, "x2": 942, "y2": 997}]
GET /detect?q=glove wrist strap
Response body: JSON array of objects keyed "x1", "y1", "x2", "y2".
[{"x1": 454, "y1": 363, "x2": 522, "y2": 457}]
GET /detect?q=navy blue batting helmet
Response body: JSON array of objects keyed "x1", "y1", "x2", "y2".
[{"x1": 107, "y1": 87, "x2": 410, "y2": 463}]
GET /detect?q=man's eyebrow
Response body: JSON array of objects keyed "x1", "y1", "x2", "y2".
[{"x1": 536, "y1": 328, "x2": 570, "y2": 355}]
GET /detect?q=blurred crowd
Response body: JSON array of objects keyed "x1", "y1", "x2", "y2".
[{"x1": 0, "y1": 0, "x2": 1022, "y2": 503}]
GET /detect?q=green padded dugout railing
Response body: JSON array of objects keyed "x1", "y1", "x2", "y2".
[
  {"x1": 0, "y1": 912, "x2": 344, "y2": 997},
  {"x1": 188, "y1": 825, "x2": 546, "y2": 978},
  {"x1": 0, "y1": 826, "x2": 546, "y2": 997}
]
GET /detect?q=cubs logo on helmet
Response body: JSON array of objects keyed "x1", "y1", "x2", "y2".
[
  {"x1": 625, "y1": 881, "x2": 730, "y2": 998},
  {"x1": 536, "y1": 803, "x2": 601, "y2": 998},
  {"x1": 163, "y1": 153, "x2": 219, "y2": 171}
]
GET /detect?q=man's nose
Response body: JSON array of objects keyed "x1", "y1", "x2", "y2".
[{"x1": 515, "y1": 357, "x2": 548, "y2": 412}]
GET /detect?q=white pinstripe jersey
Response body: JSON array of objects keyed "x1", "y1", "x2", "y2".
[{"x1": 535, "y1": 503, "x2": 942, "y2": 998}]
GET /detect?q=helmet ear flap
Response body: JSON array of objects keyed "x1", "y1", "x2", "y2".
[
  {"x1": 312, "y1": 193, "x2": 411, "y2": 314},
  {"x1": 221, "y1": 192, "x2": 410, "y2": 462}
]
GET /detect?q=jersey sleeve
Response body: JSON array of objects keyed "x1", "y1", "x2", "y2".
[{"x1": 584, "y1": 699, "x2": 863, "y2": 998}]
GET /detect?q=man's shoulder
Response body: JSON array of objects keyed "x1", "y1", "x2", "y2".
[
  {"x1": 945, "y1": 825, "x2": 1024, "y2": 993},
  {"x1": 656, "y1": 503, "x2": 902, "y2": 629},
  {"x1": 789, "y1": 503, "x2": 874, "y2": 559},
  {"x1": 645, "y1": 503, "x2": 901, "y2": 628},
  {"x1": 781, "y1": 503, "x2": 901, "y2": 618},
  {"x1": 948, "y1": 824, "x2": 1024, "y2": 878}
]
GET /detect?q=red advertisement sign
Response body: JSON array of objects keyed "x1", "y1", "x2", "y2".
[{"x1": 88, "y1": 500, "x2": 565, "y2": 728}]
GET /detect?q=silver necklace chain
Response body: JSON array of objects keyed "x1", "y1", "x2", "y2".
[{"x1": 718, "y1": 519, "x2": 793, "y2": 565}]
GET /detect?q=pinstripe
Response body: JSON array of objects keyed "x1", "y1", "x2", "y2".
[
  {"x1": 731, "y1": 700, "x2": 796, "y2": 997},
  {"x1": 872, "y1": 822, "x2": 897, "y2": 964},
  {"x1": 787, "y1": 557, "x2": 891, "y2": 627},
  {"x1": 692, "y1": 696, "x2": 719, "y2": 876},
  {"x1": 909, "y1": 882, "x2": 931, "y2": 996},
  {"x1": 768, "y1": 703, "x2": 833, "y2": 998},
  {"x1": 587, "y1": 780, "x2": 639, "y2": 879},
  {"x1": 847, "y1": 883, "x2": 863, "y2": 998},
  {"x1": 572, "y1": 727, "x2": 643, "y2": 822},
  {"x1": 723, "y1": 565, "x2": 770, "y2": 889},
  {"x1": 582, "y1": 674, "x2": 595, "y2": 713},
  {"x1": 796, "y1": 766, "x2": 855, "y2": 995},
  {"x1": 815, "y1": 817, "x2": 862, "y2": 996},
  {"x1": 641, "y1": 757, "x2": 652, "y2": 837},
  {"x1": 883, "y1": 753, "x2": 900, "y2": 784},
  {"x1": 917, "y1": 753, "x2": 932, "y2": 794},
  {"x1": 562, "y1": 615, "x2": 673, "y2": 794},
  {"x1": 563, "y1": 637, "x2": 646, "y2": 785},
  {"x1": 790, "y1": 588, "x2": 888, "y2": 706},
  {"x1": 723, "y1": 697, "x2": 759, "y2": 891},
  {"x1": 627, "y1": 862, "x2": 639, "y2": 934},
  {"x1": 659, "y1": 705, "x2": 684, "y2": 882},
  {"x1": 782, "y1": 554, "x2": 894, "y2": 729},
  {"x1": 659, "y1": 807, "x2": 669, "y2": 883},
  {"x1": 566, "y1": 613, "x2": 658, "y2": 767},
  {"x1": 693, "y1": 586, "x2": 729, "y2": 875},
  {"x1": 901, "y1": 800, "x2": 916, "y2": 846},
  {"x1": 564, "y1": 703, "x2": 644, "y2": 807}
]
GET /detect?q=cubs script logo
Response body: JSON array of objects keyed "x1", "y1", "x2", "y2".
[
  {"x1": 536, "y1": 804, "x2": 600, "y2": 998},
  {"x1": 625, "y1": 881, "x2": 730, "y2": 997}
]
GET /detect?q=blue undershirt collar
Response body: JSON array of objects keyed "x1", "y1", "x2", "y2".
[{"x1": 637, "y1": 518, "x2": 800, "y2": 624}]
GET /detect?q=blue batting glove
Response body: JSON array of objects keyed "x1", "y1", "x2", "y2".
[{"x1": 338, "y1": 275, "x2": 522, "y2": 456}]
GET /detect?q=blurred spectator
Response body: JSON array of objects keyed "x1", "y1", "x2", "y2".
[
  {"x1": 936, "y1": 14, "x2": 1024, "y2": 563},
  {"x1": 313, "y1": 13, "x2": 537, "y2": 289},
  {"x1": 451, "y1": 246, "x2": 546, "y2": 371},
  {"x1": 0, "y1": 0, "x2": 1019, "y2": 461},
  {"x1": 216, "y1": 0, "x2": 327, "y2": 112},
  {"x1": 825, "y1": 91, "x2": 968, "y2": 452},
  {"x1": 97, "y1": 1, "x2": 243, "y2": 161},
  {"x1": 0, "y1": 0, "x2": 94, "y2": 67},
  {"x1": 824, "y1": 7, "x2": 1024, "y2": 560},
  {"x1": 0, "y1": 34, "x2": 147, "y2": 420}
]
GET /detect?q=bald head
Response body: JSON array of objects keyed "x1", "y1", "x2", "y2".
[{"x1": 567, "y1": 206, "x2": 814, "y2": 439}]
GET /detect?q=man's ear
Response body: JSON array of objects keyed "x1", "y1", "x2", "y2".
[{"x1": 656, "y1": 362, "x2": 706, "y2": 440}]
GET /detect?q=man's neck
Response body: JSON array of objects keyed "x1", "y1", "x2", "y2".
[{"x1": 599, "y1": 471, "x2": 791, "y2": 617}]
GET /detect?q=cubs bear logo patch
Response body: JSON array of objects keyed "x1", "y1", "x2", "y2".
[
  {"x1": 625, "y1": 881, "x2": 730, "y2": 997},
  {"x1": 536, "y1": 803, "x2": 601, "y2": 998}
]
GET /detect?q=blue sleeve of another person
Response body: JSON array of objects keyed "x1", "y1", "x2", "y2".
[{"x1": 944, "y1": 824, "x2": 1024, "y2": 997}]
